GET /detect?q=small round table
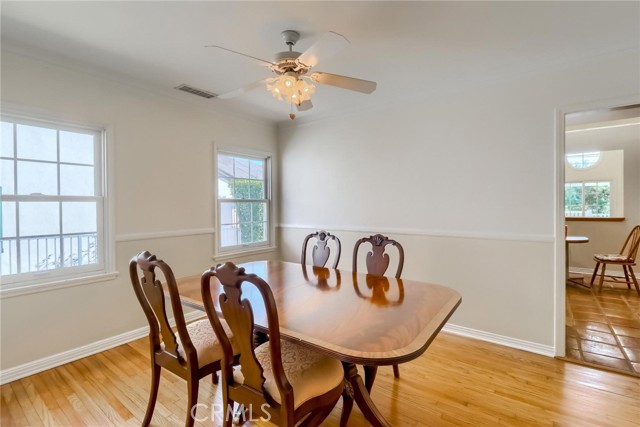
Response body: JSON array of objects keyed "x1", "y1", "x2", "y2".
[{"x1": 566, "y1": 236, "x2": 590, "y2": 287}]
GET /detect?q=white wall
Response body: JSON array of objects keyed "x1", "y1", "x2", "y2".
[
  {"x1": 278, "y1": 49, "x2": 640, "y2": 349},
  {"x1": 0, "y1": 51, "x2": 278, "y2": 372}
]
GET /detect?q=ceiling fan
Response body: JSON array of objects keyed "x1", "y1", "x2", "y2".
[{"x1": 206, "y1": 30, "x2": 377, "y2": 119}]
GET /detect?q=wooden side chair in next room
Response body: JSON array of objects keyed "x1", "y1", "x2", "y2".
[{"x1": 590, "y1": 225, "x2": 640, "y2": 295}]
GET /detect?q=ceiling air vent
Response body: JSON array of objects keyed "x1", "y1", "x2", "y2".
[{"x1": 174, "y1": 84, "x2": 217, "y2": 99}]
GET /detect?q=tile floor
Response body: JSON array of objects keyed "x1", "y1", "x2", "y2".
[{"x1": 565, "y1": 273, "x2": 640, "y2": 376}]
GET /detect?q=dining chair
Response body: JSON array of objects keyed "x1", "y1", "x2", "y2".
[
  {"x1": 301, "y1": 230, "x2": 342, "y2": 269},
  {"x1": 352, "y1": 234, "x2": 405, "y2": 389},
  {"x1": 201, "y1": 262, "x2": 344, "y2": 427},
  {"x1": 590, "y1": 225, "x2": 640, "y2": 295},
  {"x1": 130, "y1": 251, "x2": 232, "y2": 427}
]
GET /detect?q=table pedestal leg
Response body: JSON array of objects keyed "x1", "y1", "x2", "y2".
[
  {"x1": 341, "y1": 362, "x2": 390, "y2": 427},
  {"x1": 566, "y1": 241, "x2": 590, "y2": 288}
]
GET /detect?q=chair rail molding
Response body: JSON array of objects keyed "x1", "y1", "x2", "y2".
[
  {"x1": 278, "y1": 224, "x2": 554, "y2": 243},
  {"x1": 115, "y1": 228, "x2": 215, "y2": 242}
]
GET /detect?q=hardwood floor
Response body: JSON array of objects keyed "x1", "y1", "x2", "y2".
[
  {"x1": 2, "y1": 333, "x2": 639, "y2": 427},
  {"x1": 566, "y1": 274, "x2": 640, "y2": 376}
]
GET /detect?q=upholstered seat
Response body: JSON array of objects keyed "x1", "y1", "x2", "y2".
[
  {"x1": 234, "y1": 340, "x2": 344, "y2": 408},
  {"x1": 175, "y1": 319, "x2": 234, "y2": 368}
]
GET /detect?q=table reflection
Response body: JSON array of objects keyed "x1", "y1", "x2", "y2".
[
  {"x1": 301, "y1": 264, "x2": 341, "y2": 290},
  {"x1": 353, "y1": 273, "x2": 404, "y2": 306}
]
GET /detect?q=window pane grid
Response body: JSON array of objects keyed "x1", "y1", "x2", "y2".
[
  {"x1": 565, "y1": 181, "x2": 611, "y2": 217},
  {"x1": 217, "y1": 151, "x2": 269, "y2": 250},
  {"x1": 0, "y1": 118, "x2": 103, "y2": 280}
]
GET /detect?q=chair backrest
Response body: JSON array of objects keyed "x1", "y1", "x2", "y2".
[
  {"x1": 129, "y1": 251, "x2": 196, "y2": 366},
  {"x1": 353, "y1": 234, "x2": 404, "y2": 278},
  {"x1": 201, "y1": 262, "x2": 293, "y2": 409},
  {"x1": 301, "y1": 230, "x2": 341, "y2": 269},
  {"x1": 621, "y1": 225, "x2": 640, "y2": 262}
]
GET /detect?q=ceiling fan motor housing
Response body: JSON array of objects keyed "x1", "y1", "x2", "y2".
[
  {"x1": 271, "y1": 30, "x2": 310, "y2": 75},
  {"x1": 281, "y1": 30, "x2": 300, "y2": 46}
]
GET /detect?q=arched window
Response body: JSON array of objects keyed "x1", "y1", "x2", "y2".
[{"x1": 566, "y1": 151, "x2": 600, "y2": 169}]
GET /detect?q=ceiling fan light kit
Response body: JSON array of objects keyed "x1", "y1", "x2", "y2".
[{"x1": 207, "y1": 29, "x2": 377, "y2": 119}]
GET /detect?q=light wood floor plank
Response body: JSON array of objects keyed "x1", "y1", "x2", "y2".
[{"x1": 2, "y1": 333, "x2": 639, "y2": 426}]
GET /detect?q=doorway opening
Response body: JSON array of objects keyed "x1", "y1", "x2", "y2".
[{"x1": 560, "y1": 103, "x2": 640, "y2": 376}]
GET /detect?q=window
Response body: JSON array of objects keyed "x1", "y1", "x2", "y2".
[
  {"x1": 566, "y1": 151, "x2": 600, "y2": 169},
  {"x1": 1, "y1": 115, "x2": 107, "y2": 286},
  {"x1": 216, "y1": 150, "x2": 271, "y2": 253},
  {"x1": 565, "y1": 181, "x2": 611, "y2": 217}
]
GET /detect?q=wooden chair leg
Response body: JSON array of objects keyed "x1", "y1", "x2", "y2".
[
  {"x1": 392, "y1": 364, "x2": 400, "y2": 379},
  {"x1": 628, "y1": 266, "x2": 640, "y2": 296},
  {"x1": 598, "y1": 263, "x2": 607, "y2": 293},
  {"x1": 340, "y1": 390, "x2": 354, "y2": 427},
  {"x1": 299, "y1": 403, "x2": 336, "y2": 427},
  {"x1": 223, "y1": 398, "x2": 235, "y2": 427},
  {"x1": 590, "y1": 262, "x2": 600, "y2": 286},
  {"x1": 212, "y1": 371, "x2": 219, "y2": 385},
  {"x1": 185, "y1": 378, "x2": 199, "y2": 427},
  {"x1": 364, "y1": 365, "x2": 378, "y2": 393},
  {"x1": 623, "y1": 265, "x2": 631, "y2": 289},
  {"x1": 142, "y1": 363, "x2": 161, "y2": 427}
]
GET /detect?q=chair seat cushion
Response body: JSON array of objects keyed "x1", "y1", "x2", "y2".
[
  {"x1": 594, "y1": 253, "x2": 631, "y2": 263},
  {"x1": 175, "y1": 318, "x2": 233, "y2": 368},
  {"x1": 234, "y1": 340, "x2": 343, "y2": 408}
]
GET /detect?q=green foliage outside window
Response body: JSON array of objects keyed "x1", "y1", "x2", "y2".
[
  {"x1": 565, "y1": 181, "x2": 610, "y2": 217},
  {"x1": 231, "y1": 179, "x2": 266, "y2": 243}
]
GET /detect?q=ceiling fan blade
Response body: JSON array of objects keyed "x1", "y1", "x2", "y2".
[
  {"x1": 296, "y1": 100, "x2": 313, "y2": 111},
  {"x1": 310, "y1": 72, "x2": 377, "y2": 94},
  {"x1": 205, "y1": 45, "x2": 274, "y2": 66},
  {"x1": 217, "y1": 78, "x2": 270, "y2": 99},
  {"x1": 297, "y1": 31, "x2": 350, "y2": 68}
]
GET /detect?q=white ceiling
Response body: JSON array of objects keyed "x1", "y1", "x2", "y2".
[{"x1": 1, "y1": 1, "x2": 639, "y2": 124}]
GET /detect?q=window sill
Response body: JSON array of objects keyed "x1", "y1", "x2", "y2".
[
  {"x1": 213, "y1": 246, "x2": 278, "y2": 262},
  {"x1": 0, "y1": 271, "x2": 119, "y2": 299},
  {"x1": 565, "y1": 217, "x2": 625, "y2": 222}
]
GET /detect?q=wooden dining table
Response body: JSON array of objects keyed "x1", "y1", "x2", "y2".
[
  {"x1": 175, "y1": 260, "x2": 461, "y2": 427},
  {"x1": 566, "y1": 235, "x2": 590, "y2": 287}
]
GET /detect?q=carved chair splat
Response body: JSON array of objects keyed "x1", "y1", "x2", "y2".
[{"x1": 301, "y1": 230, "x2": 342, "y2": 269}]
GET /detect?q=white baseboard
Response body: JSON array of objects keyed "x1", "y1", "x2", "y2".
[
  {"x1": 0, "y1": 311, "x2": 206, "y2": 386},
  {"x1": 1, "y1": 314, "x2": 556, "y2": 386},
  {"x1": 442, "y1": 324, "x2": 555, "y2": 357},
  {"x1": 570, "y1": 267, "x2": 624, "y2": 277}
]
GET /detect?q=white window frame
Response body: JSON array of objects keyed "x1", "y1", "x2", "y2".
[
  {"x1": 564, "y1": 180, "x2": 612, "y2": 218},
  {"x1": 0, "y1": 112, "x2": 115, "y2": 294},
  {"x1": 214, "y1": 146, "x2": 274, "y2": 257}
]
